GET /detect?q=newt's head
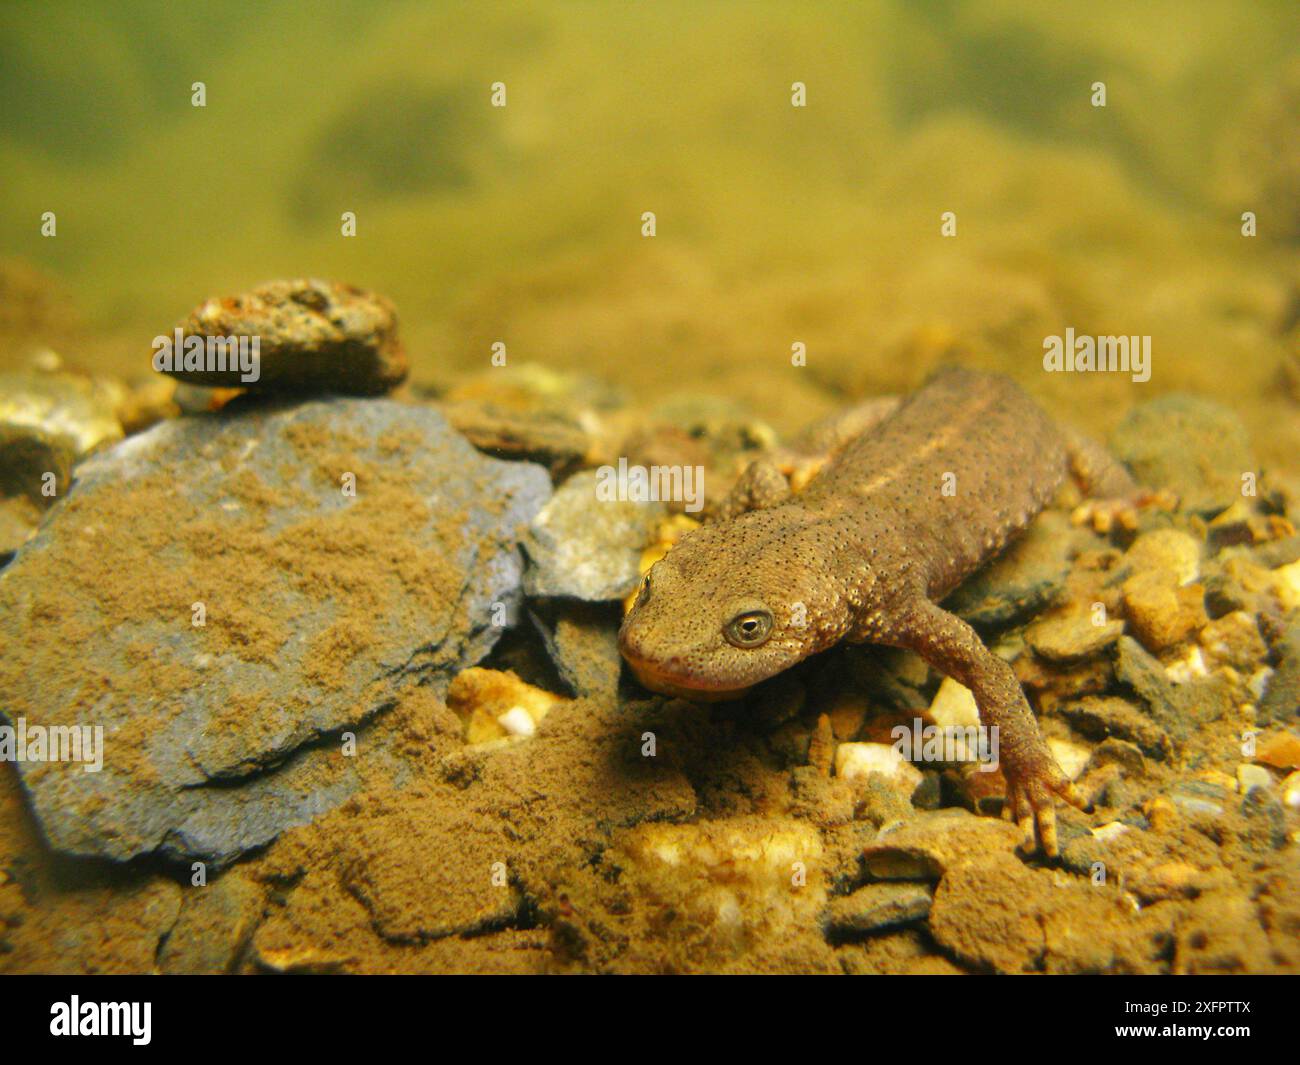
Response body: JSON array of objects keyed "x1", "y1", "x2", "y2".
[{"x1": 618, "y1": 508, "x2": 853, "y2": 700}]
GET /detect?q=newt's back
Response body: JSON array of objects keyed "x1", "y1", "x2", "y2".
[{"x1": 803, "y1": 368, "x2": 1067, "y2": 597}]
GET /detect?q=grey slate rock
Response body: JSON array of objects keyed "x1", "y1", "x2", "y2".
[{"x1": 0, "y1": 398, "x2": 550, "y2": 866}]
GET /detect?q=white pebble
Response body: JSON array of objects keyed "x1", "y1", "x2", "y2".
[
  {"x1": 497, "y1": 706, "x2": 536, "y2": 737},
  {"x1": 835, "y1": 742, "x2": 923, "y2": 792},
  {"x1": 1282, "y1": 771, "x2": 1300, "y2": 812},
  {"x1": 928, "y1": 676, "x2": 980, "y2": 729}
]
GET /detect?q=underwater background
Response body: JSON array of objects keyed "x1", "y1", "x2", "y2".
[{"x1": 2, "y1": 0, "x2": 1298, "y2": 470}]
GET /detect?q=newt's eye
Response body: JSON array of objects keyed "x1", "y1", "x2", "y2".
[
  {"x1": 724, "y1": 609, "x2": 773, "y2": 648},
  {"x1": 635, "y1": 573, "x2": 651, "y2": 607}
]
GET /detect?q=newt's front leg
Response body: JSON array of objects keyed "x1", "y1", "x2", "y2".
[{"x1": 881, "y1": 596, "x2": 1087, "y2": 856}]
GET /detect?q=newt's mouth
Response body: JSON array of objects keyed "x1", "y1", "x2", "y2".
[{"x1": 622, "y1": 654, "x2": 752, "y2": 703}]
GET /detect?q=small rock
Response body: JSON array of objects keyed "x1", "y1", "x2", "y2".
[
  {"x1": 0, "y1": 370, "x2": 123, "y2": 501},
  {"x1": 1169, "y1": 780, "x2": 1229, "y2": 818},
  {"x1": 1273, "y1": 560, "x2": 1300, "y2": 613},
  {"x1": 861, "y1": 808, "x2": 1021, "y2": 880},
  {"x1": 1121, "y1": 571, "x2": 1207, "y2": 653},
  {"x1": 448, "y1": 668, "x2": 568, "y2": 745},
  {"x1": 1236, "y1": 763, "x2": 1274, "y2": 794},
  {"x1": 1281, "y1": 770, "x2": 1300, "y2": 811},
  {"x1": 528, "y1": 600, "x2": 622, "y2": 698},
  {"x1": 1114, "y1": 636, "x2": 1232, "y2": 742},
  {"x1": 1026, "y1": 611, "x2": 1124, "y2": 662},
  {"x1": 1122, "y1": 529, "x2": 1202, "y2": 586},
  {"x1": 1058, "y1": 695, "x2": 1172, "y2": 760},
  {"x1": 1259, "y1": 615, "x2": 1300, "y2": 725},
  {"x1": 523, "y1": 469, "x2": 665, "y2": 601},
  {"x1": 825, "y1": 882, "x2": 933, "y2": 936},
  {"x1": 1255, "y1": 730, "x2": 1300, "y2": 770},
  {"x1": 834, "y1": 742, "x2": 923, "y2": 796},
  {"x1": 927, "y1": 676, "x2": 979, "y2": 729},
  {"x1": 1090, "y1": 820, "x2": 1131, "y2": 842},
  {"x1": 1240, "y1": 787, "x2": 1288, "y2": 850},
  {"x1": 826, "y1": 695, "x2": 869, "y2": 741},
  {"x1": 159, "y1": 870, "x2": 264, "y2": 974},
  {"x1": 1088, "y1": 737, "x2": 1149, "y2": 776},
  {"x1": 1048, "y1": 737, "x2": 1093, "y2": 781},
  {"x1": 1110, "y1": 395, "x2": 1257, "y2": 516},
  {"x1": 1202, "y1": 554, "x2": 1276, "y2": 617},
  {"x1": 610, "y1": 818, "x2": 826, "y2": 957},
  {"x1": 1198, "y1": 611, "x2": 1268, "y2": 673},
  {"x1": 442, "y1": 402, "x2": 591, "y2": 478},
  {"x1": 162, "y1": 279, "x2": 408, "y2": 394}
]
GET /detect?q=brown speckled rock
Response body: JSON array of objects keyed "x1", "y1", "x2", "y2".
[{"x1": 161, "y1": 279, "x2": 407, "y2": 394}]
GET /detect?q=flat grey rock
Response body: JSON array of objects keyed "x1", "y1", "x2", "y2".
[
  {"x1": 0, "y1": 398, "x2": 549, "y2": 866},
  {"x1": 522, "y1": 469, "x2": 663, "y2": 601}
]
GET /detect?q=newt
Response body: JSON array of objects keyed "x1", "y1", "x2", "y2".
[{"x1": 618, "y1": 367, "x2": 1141, "y2": 855}]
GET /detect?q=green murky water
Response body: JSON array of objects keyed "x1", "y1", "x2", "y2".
[{"x1": 2, "y1": 0, "x2": 1297, "y2": 467}]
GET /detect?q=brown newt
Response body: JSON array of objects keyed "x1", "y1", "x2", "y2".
[{"x1": 618, "y1": 367, "x2": 1139, "y2": 855}]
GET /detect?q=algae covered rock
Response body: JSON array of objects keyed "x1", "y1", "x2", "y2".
[
  {"x1": 1110, "y1": 395, "x2": 1255, "y2": 516},
  {"x1": 0, "y1": 398, "x2": 549, "y2": 866}
]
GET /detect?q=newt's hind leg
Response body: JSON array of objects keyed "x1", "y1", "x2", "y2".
[{"x1": 1062, "y1": 425, "x2": 1175, "y2": 534}]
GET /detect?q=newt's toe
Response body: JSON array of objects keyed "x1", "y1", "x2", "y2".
[{"x1": 1006, "y1": 764, "x2": 1088, "y2": 858}]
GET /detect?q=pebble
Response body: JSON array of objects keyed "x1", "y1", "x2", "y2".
[
  {"x1": 1281, "y1": 771, "x2": 1300, "y2": 812},
  {"x1": 1026, "y1": 611, "x2": 1124, "y2": 662},
  {"x1": 448, "y1": 667, "x2": 566, "y2": 745},
  {"x1": 945, "y1": 510, "x2": 1078, "y2": 628},
  {"x1": 834, "y1": 742, "x2": 923, "y2": 796},
  {"x1": 1058, "y1": 695, "x2": 1173, "y2": 761},
  {"x1": 523, "y1": 469, "x2": 666, "y2": 601},
  {"x1": 0, "y1": 369, "x2": 123, "y2": 500},
  {"x1": 1123, "y1": 529, "x2": 1202, "y2": 586},
  {"x1": 1121, "y1": 570, "x2": 1206, "y2": 653},
  {"x1": 1258, "y1": 616, "x2": 1300, "y2": 725},
  {"x1": 825, "y1": 882, "x2": 933, "y2": 936},
  {"x1": 163, "y1": 278, "x2": 408, "y2": 394},
  {"x1": 861, "y1": 808, "x2": 1021, "y2": 880},
  {"x1": 1115, "y1": 636, "x2": 1233, "y2": 742},
  {"x1": 927, "y1": 676, "x2": 979, "y2": 729},
  {"x1": 1198, "y1": 611, "x2": 1268, "y2": 673},
  {"x1": 1090, "y1": 821, "x2": 1131, "y2": 842},
  {"x1": 1255, "y1": 731, "x2": 1300, "y2": 770},
  {"x1": 1048, "y1": 737, "x2": 1093, "y2": 781},
  {"x1": 1236, "y1": 763, "x2": 1274, "y2": 794}
]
